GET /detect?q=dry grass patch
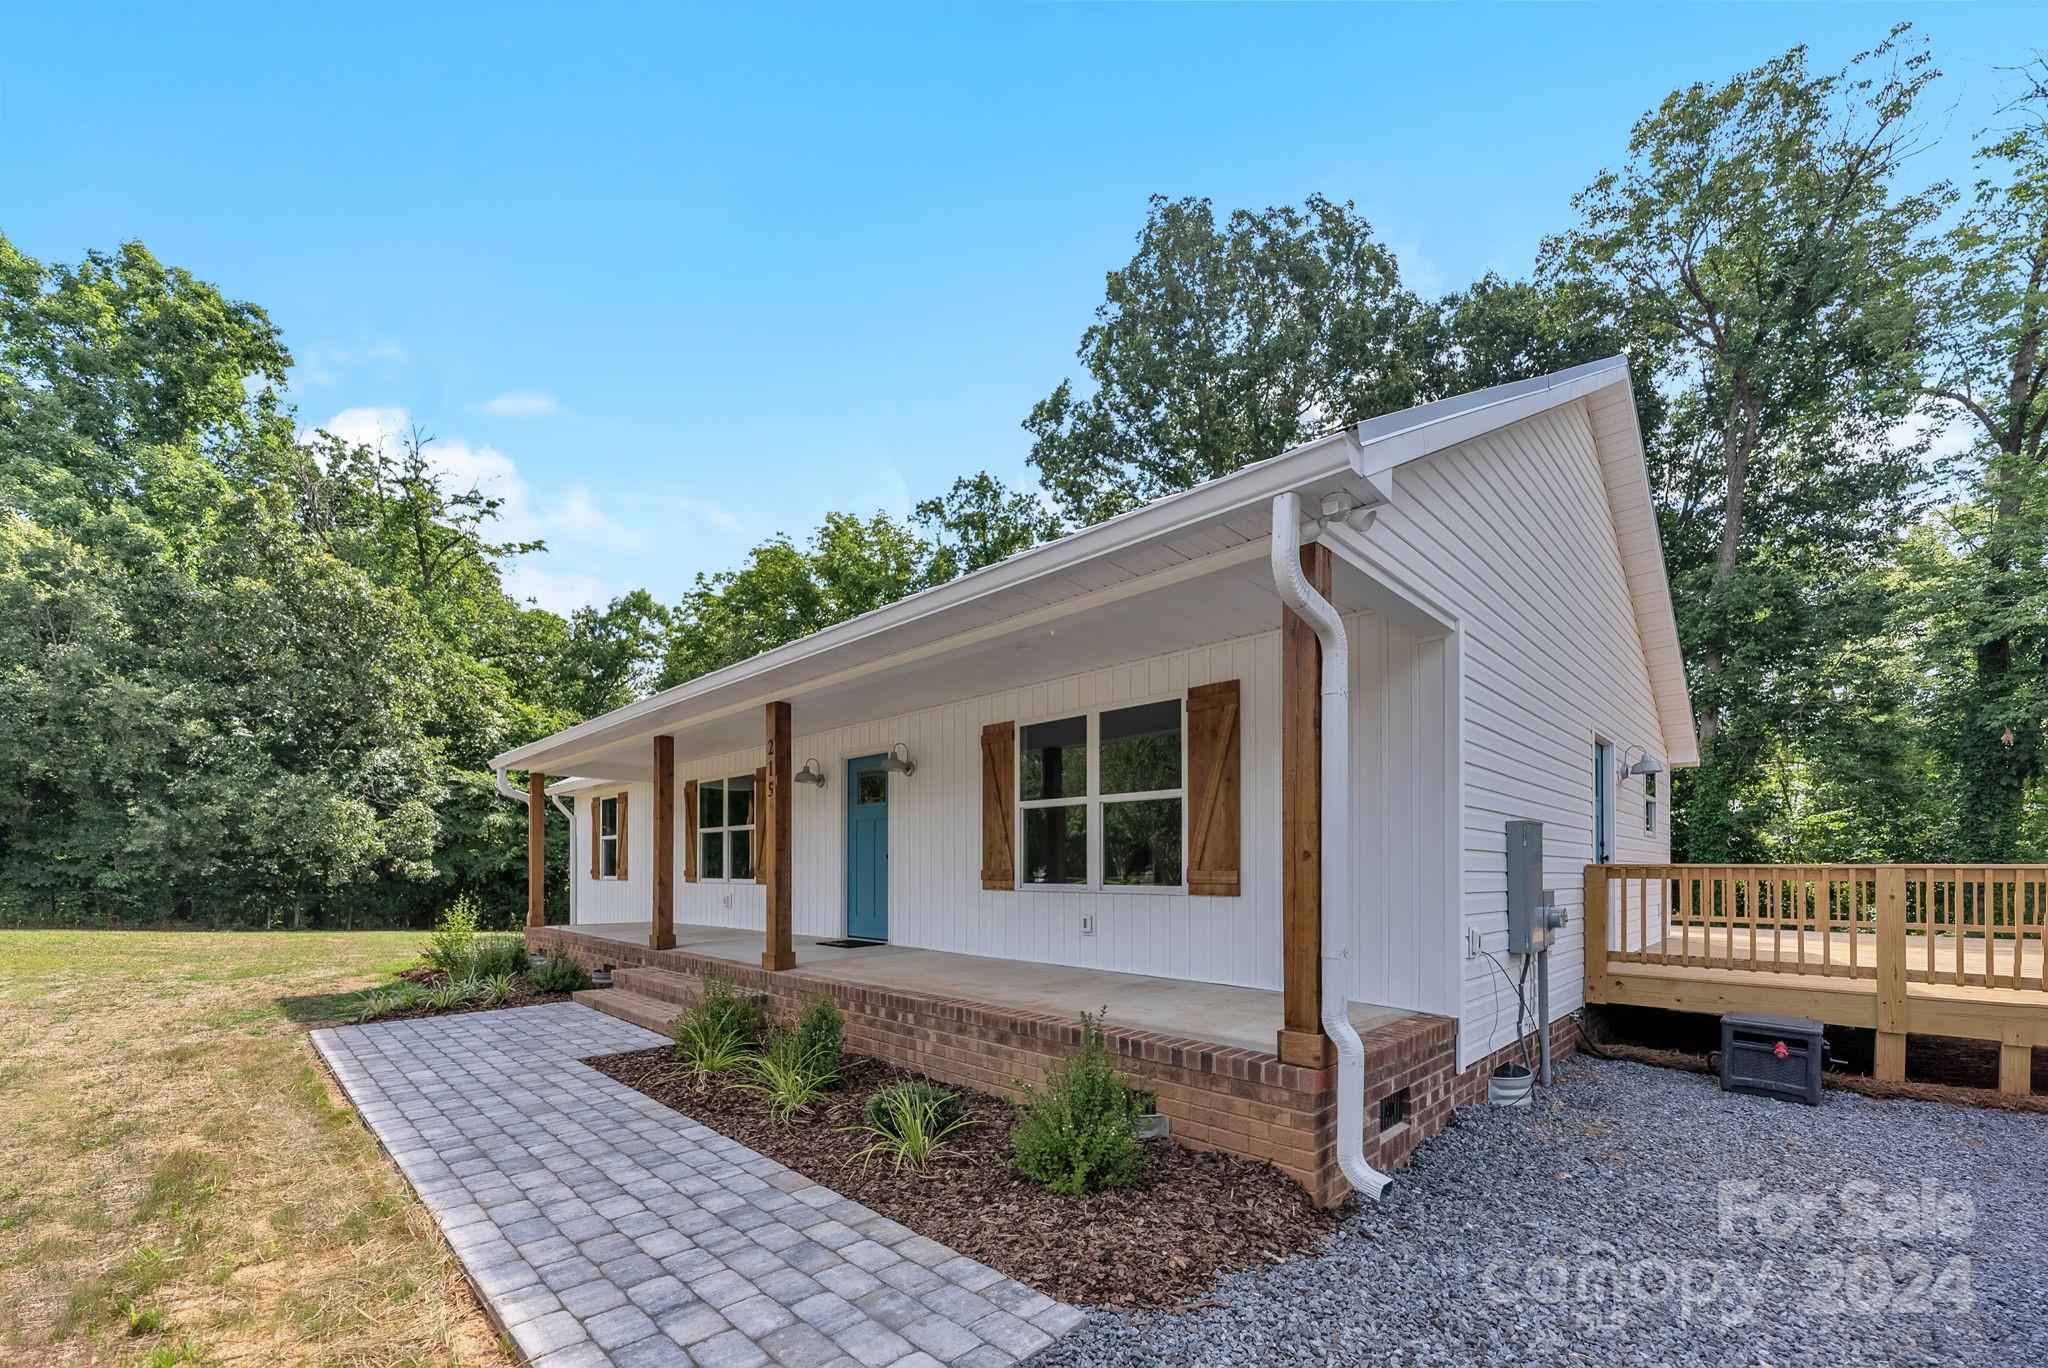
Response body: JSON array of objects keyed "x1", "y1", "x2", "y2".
[{"x1": 0, "y1": 929, "x2": 507, "y2": 1366}]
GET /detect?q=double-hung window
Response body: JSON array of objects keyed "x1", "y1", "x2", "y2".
[
  {"x1": 597, "y1": 795, "x2": 621, "y2": 878},
  {"x1": 1019, "y1": 699, "x2": 1184, "y2": 888},
  {"x1": 698, "y1": 774, "x2": 756, "y2": 880}
]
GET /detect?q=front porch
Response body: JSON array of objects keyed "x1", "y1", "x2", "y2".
[{"x1": 530, "y1": 922, "x2": 1464, "y2": 1206}]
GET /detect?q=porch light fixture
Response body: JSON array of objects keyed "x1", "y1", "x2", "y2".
[
  {"x1": 1618, "y1": 747, "x2": 1663, "y2": 782},
  {"x1": 878, "y1": 743, "x2": 917, "y2": 777},
  {"x1": 794, "y1": 758, "x2": 828, "y2": 788}
]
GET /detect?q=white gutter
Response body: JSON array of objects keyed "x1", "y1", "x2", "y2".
[{"x1": 1270, "y1": 491, "x2": 1393, "y2": 1203}]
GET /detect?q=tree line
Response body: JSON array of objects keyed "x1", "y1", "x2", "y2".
[{"x1": 2, "y1": 27, "x2": 2041, "y2": 929}]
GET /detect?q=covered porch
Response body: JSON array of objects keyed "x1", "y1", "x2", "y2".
[{"x1": 550, "y1": 919, "x2": 1420, "y2": 1057}]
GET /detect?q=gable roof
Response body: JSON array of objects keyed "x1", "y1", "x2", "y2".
[{"x1": 497, "y1": 356, "x2": 1697, "y2": 777}]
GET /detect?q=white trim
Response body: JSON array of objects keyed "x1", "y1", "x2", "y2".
[
  {"x1": 695, "y1": 773, "x2": 758, "y2": 883},
  {"x1": 1013, "y1": 691, "x2": 1190, "y2": 894},
  {"x1": 596, "y1": 793, "x2": 622, "y2": 881}
]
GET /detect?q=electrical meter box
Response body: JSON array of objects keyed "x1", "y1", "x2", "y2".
[{"x1": 1506, "y1": 820, "x2": 1565, "y2": 953}]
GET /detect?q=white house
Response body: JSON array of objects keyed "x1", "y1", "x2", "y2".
[{"x1": 496, "y1": 356, "x2": 1695, "y2": 1203}]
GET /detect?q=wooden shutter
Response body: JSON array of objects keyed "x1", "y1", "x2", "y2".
[
  {"x1": 616, "y1": 791, "x2": 629, "y2": 880},
  {"x1": 683, "y1": 780, "x2": 698, "y2": 883},
  {"x1": 1187, "y1": 680, "x2": 1242, "y2": 896},
  {"x1": 980, "y1": 721, "x2": 1016, "y2": 890},
  {"x1": 753, "y1": 765, "x2": 768, "y2": 884},
  {"x1": 589, "y1": 797, "x2": 600, "y2": 879}
]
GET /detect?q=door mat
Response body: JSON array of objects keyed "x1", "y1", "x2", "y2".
[{"x1": 814, "y1": 937, "x2": 887, "y2": 949}]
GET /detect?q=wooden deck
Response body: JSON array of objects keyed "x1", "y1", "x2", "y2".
[{"x1": 1584, "y1": 864, "x2": 2048, "y2": 1095}]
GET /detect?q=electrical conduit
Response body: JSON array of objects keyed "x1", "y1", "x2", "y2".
[{"x1": 1270, "y1": 491, "x2": 1393, "y2": 1203}]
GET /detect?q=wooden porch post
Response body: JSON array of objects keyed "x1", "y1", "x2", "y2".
[
  {"x1": 1278, "y1": 544, "x2": 1335, "y2": 1069},
  {"x1": 762, "y1": 700, "x2": 795, "y2": 971},
  {"x1": 526, "y1": 771, "x2": 546, "y2": 929},
  {"x1": 652, "y1": 735, "x2": 676, "y2": 951},
  {"x1": 1874, "y1": 866, "x2": 1908, "y2": 1081},
  {"x1": 1583, "y1": 864, "x2": 1610, "y2": 988}
]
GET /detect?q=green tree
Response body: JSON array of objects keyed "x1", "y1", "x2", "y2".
[
  {"x1": 1543, "y1": 28, "x2": 1945, "y2": 860},
  {"x1": 1024, "y1": 194, "x2": 1427, "y2": 527},
  {"x1": 0, "y1": 236, "x2": 444, "y2": 924},
  {"x1": 659, "y1": 511, "x2": 939, "y2": 687},
  {"x1": 914, "y1": 471, "x2": 1060, "y2": 576},
  {"x1": 1916, "y1": 67, "x2": 2048, "y2": 857}
]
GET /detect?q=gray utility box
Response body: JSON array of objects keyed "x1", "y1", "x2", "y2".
[
  {"x1": 1720, "y1": 1011, "x2": 1826, "y2": 1106},
  {"x1": 1505, "y1": 820, "x2": 1565, "y2": 954}
]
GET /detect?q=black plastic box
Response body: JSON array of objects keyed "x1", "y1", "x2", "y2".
[{"x1": 1720, "y1": 1011, "x2": 1826, "y2": 1105}]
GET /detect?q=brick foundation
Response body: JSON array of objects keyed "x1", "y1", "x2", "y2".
[{"x1": 530, "y1": 927, "x2": 1577, "y2": 1207}]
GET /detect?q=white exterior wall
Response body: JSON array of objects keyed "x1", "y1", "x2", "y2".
[
  {"x1": 570, "y1": 620, "x2": 1457, "y2": 1014},
  {"x1": 570, "y1": 782, "x2": 656, "y2": 924},
  {"x1": 1336, "y1": 399, "x2": 1672, "y2": 1065}
]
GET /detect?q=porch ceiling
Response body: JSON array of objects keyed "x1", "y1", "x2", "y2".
[{"x1": 539, "y1": 519, "x2": 1400, "y2": 783}]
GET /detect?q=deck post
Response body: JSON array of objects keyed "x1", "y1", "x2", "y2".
[
  {"x1": 525, "y1": 771, "x2": 546, "y2": 929},
  {"x1": 651, "y1": 735, "x2": 676, "y2": 951},
  {"x1": 1278, "y1": 543, "x2": 1335, "y2": 1070},
  {"x1": 1875, "y1": 865, "x2": 1908, "y2": 1081},
  {"x1": 2000, "y1": 1032, "x2": 2032, "y2": 1096},
  {"x1": 762, "y1": 700, "x2": 795, "y2": 972},
  {"x1": 1583, "y1": 864, "x2": 1609, "y2": 990}
]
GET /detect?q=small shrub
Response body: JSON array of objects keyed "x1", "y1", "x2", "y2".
[
  {"x1": 351, "y1": 990, "x2": 402, "y2": 1022},
  {"x1": 427, "y1": 979, "x2": 477, "y2": 1011},
  {"x1": 737, "y1": 1028, "x2": 841, "y2": 1125},
  {"x1": 693, "y1": 973, "x2": 766, "y2": 1044},
  {"x1": 670, "y1": 1010, "x2": 755, "y2": 1083},
  {"x1": 470, "y1": 935, "x2": 528, "y2": 979},
  {"x1": 851, "y1": 1081, "x2": 975, "y2": 1172},
  {"x1": 423, "y1": 896, "x2": 482, "y2": 975},
  {"x1": 476, "y1": 972, "x2": 516, "y2": 1006},
  {"x1": 1009, "y1": 1010, "x2": 1146, "y2": 1196},
  {"x1": 669, "y1": 974, "x2": 766, "y2": 1082},
  {"x1": 525, "y1": 957, "x2": 592, "y2": 993},
  {"x1": 388, "y1": 981, "x2": 429, "y2": 1011},
  {"x1": 794, "y1": 996, "x2": 844, "y2": 1067},
  {"x1": 863, "y1": 1078, "x2": 963, "y2": 1136}
]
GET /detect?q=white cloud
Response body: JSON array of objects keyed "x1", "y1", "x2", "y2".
[
  {"x1": 294, "y1": 339, "x2": 407, "y2": 387},
  {"x1": 678, "y1": 494, "x2": 745, "y2": 538},
  {"x1": 504, "y1": 562, "x2": 618, "y2": 615},
  {"x1": 484, "y1": 389, "x2": 559, "y2": 419},
  {"x1": 558, "y1": 485, "x2": 648, "y2": 549}
]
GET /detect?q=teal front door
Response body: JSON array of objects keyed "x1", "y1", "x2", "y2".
[{"x1": 845, "y1": 754, "x2": 889, "y2": 941}]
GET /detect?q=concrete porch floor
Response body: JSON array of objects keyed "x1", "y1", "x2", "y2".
[{"x1": 557, "y1": 920, "x2": 1410, "y2": 1056}]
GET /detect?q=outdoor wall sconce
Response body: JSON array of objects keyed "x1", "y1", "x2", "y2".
[
  {"x1": 794, "y1": 758, "x2": 828, "y2": 787},
  {"x1": 1618, "y1": 746, "x2": 1663, "y2": 783},
  {"x1": 878, "y1": 743, "x2": 917, "y2": 777}
]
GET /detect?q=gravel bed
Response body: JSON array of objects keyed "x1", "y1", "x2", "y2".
[{"x1": 1036, "y1": 1057, "x2": 2041, "y2": 1366}]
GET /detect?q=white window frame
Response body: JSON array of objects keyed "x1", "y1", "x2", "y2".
[
  {"x1": 1644, "y1": 768, "x2": 1658, "y2": 837},
  {"x1": 1015, "y1": 694, "x2": 1188, "y2": 894},
  {"x1": 1592, "y1": 738, "x2": 1613, "y2": 864},
  {"x1": 597, "y1": 794, "x2": 622, "y2": 880},
  {"x1": 697, "y1": 774, "x2": 757, "y2": 883}
]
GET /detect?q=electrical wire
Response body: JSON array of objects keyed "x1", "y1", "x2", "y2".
[{"x1": 1476, "y1": 944, "x2": 1538, "y2": 1078}]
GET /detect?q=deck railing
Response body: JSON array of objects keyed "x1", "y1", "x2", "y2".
[{"x1": 1584, "y1": 864, "x2": 2048, "y2": 993}]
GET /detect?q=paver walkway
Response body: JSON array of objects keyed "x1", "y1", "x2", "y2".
[{"x1": 312, "y1": 1003, "x2": 1082, "y2": 1367}]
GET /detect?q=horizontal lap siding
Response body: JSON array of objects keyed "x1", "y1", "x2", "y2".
[{"x1": 1363, "y1": 401, "x2": 1670, "y2": 1066}]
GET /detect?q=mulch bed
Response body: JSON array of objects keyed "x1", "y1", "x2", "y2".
[
  {"x1": 587, "y1": 1048, "x2": 1341, "y2": 1309},
  {"x1": 363, "y1": 968, "x2": 574, "y2": 1022}
]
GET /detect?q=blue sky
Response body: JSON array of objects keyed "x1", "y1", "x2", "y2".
[{"x1": 4, "y1": 3, "x2": 2032, "y2": 612}]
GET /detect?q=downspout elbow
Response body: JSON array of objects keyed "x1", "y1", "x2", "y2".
[{"x1": 1270, "y1": 491, "x2": 1393, "y2": 1204}]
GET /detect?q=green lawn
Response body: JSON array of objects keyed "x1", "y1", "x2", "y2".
[{"x1": 0, "y1": 929, "x2": 505, "y2": 1367}]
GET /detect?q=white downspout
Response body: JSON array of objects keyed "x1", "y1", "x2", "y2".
[
  {"x1": 494, "y1": 768, "x2": 576, "y2": 924},
  {"x1": 1270, "y1": 491, "x2": 1393, "y2": 1203}
]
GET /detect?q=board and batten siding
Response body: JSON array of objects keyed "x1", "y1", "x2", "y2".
[
  {"x1": 568, "y1": 783, "x2": 655, "y2": 924},
  {"x1": 1332, "y1": 397, "x2": 1672, "y2": 1066},
  {"x1": 569, "y1": 618, "x2": 1456, "y2": 1015}
]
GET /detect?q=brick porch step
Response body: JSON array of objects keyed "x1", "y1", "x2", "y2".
[
  {"x1": 571, "y1": 986, "x2": 676, "y2": 1036},
  {"x1": 608, "y1": 965, "x2": 703, "y2": 1007}
]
